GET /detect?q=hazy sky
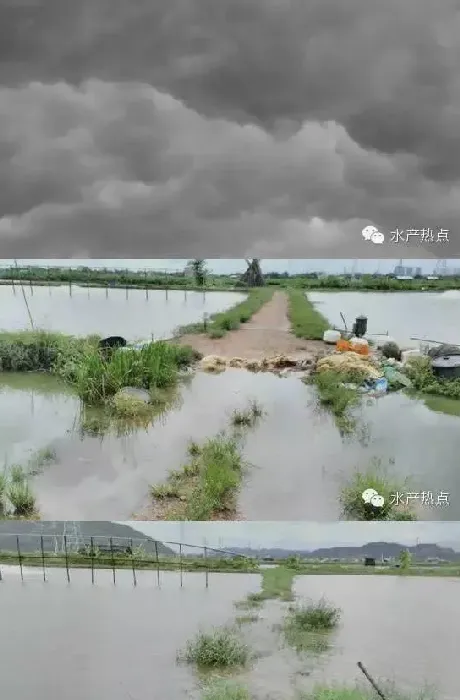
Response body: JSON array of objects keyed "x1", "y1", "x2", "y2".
[
  {"x1": 124, "y1": 521, "x2": 460, "y2": 552},
  {"x1": 0, "y1": 1, "x2": 459, "y2": 257},
  {"x1": 0, "y1": 258, "x2": 453, "y2": 274}
]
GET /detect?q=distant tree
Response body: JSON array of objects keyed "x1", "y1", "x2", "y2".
[
  {"x1": 399, "y1": 549, "x2": 412, "y2": 570},
  {"x1": 190, "y1": 259, "x2": 207, "y2": 286}
]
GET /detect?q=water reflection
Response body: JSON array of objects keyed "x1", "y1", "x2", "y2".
[
  {"x1": 1, "y1": 368, "x2": 460, "y2": 519},
  {"x1": 0, "y1": 284, "x2": 246, "y2": 341}
]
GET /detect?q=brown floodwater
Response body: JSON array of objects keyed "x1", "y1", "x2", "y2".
[
  {"x1": 0, "y1": 569, "x2": 458, "y2": 700},
  {"x1": 1, "y1": 369, "x2": 460, "y2": 520}
]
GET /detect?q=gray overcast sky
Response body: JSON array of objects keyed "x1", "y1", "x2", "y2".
[
  {"x1": 0, "y1": 258, "x2": 453, "y2": 274},
  {"x1": 123, "y1": 521, "x2": 460, "y2": 552},
  {"x1": 0, "y1": 1, "x2": 459, "y2": 258}
]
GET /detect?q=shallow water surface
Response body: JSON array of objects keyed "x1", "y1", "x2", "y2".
[
  {"x1": 0, "y1": 569, "x2": 458, "y2": 700},
  {"x1": 308, "y1": 290, "x2": 460, "y2": 348},
  {"x1": 1, "y1": 370, "x2": 460, "y2": 519},
  {"x1": 0, "y1": 284, "x2": 246, "y2": 340}
]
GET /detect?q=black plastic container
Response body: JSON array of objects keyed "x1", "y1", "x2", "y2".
[
  {"x1": 352, "y1": 315, "x2": 368, "y2": 338},
  {"x1": 431, "y1": 355, "x2": 460, "y2": 380}
]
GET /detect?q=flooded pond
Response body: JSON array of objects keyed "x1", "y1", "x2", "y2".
[
  {"x1": 0, "y1": 569, "x2": 457, "y2": 700},
  {"x1": 2, "y1": 370, "x2": 460, "y2": 520},
  {"x1": 308, "y1": 290, "x2": 460, "y2": 348},
  {"x1": 0, "y1": 284, "x2": 246, "y2": 340}
]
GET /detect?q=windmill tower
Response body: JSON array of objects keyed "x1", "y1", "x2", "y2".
[{"x1": 241, "y1": 259, "x2": 264, "y2": 286}]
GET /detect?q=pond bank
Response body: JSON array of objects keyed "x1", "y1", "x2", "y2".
[{"x1": 176, "y1": 290, "x2": 329, "y2": 360}]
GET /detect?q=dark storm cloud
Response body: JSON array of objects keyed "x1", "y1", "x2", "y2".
[{"x1": 0, "y1": 0, "x2": 459, "y2": 257}]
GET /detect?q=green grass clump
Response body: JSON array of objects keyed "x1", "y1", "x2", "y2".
[
  {"x1": 181, "y1": 627, "x2": 250, "y2": 669},
  {"x1": 0, "y1": 330, "x2": 198, "y2": 408},
  {"x1": 70, "y1": 341, "x2": 197, "y2": 404},
  {"x1": 151, "y1": 399, "x2": 264, "y2": 519},
  {"x1": 0, "y1": 330, "x2": 95, "y2": 373},
  {"x1": 201, "y1": 680, "x2": 252, "y2": 700},
  {"x1": 283, "y1": 599, "x2": 341, "y2": 654},
  {"x1": 287, "y1": 289, "x2": 329, "y2": 340},
  {"x1": 0, "y1": 467, "x2": 38, "y2": 518},
  {"x1": 178, "y1": 288, "x2": 274, "y2": 338},
  {"x1": 309, "y1": 369, "x2": 367, "y2": 434},
  {"x1": 339, "y1": 458, "x2": 417, "y2": 521},
  {"x1": 405, "y1": 356, "x2": 460, "y2": 400},
  {"x1": 150, "y1": 432, "x2": 245, "y2": 519},
  {"x1": 230, "y1": 400, "x2": 264, "y2": 427},
  {"x1": 286, "y1": 600, "x2": 341, "y2": 632}
]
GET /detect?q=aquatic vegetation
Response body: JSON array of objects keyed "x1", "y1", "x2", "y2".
[
  {"x1": 339, "y1": 458, "x2": 417, "y2": 521},
  {"x1": 230, "y1": 400, "x2": 264, "y2": 427},
  {"x1": 150, "y1": 400, "x2": 265, "y2": 520},
  {"x1": 0, "y1": 466, "x2": 38, "y2": 518},
  {"x1": 180, "y1": 627, "x2": 251, "y2": 669}
]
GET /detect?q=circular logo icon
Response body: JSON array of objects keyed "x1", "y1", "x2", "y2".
[{"x1": 362, "y1": 489, "x2": 385, "y2": 507}]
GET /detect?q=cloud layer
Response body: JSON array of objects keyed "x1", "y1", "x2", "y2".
[{"x1": 0, "y1": 0, "x2": 459, "y2": 256}]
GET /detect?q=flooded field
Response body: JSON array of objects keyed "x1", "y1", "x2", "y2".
[
  {"x1": 308, "y1": 290, "x2": 460, "y2": 348},
  {"x1": 0, "y1": 569, "x2": 457, "y2": 700},
  {"x1": 0, "y1": 284, "x2": 246, "y2": 340},
  {"x1": 1, "y1": 369, "x2": 460, "y2": 520}
]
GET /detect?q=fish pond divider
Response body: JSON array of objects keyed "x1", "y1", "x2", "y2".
[{"x1": 0, "y1": 533, "x2": 253, "y2": 588}]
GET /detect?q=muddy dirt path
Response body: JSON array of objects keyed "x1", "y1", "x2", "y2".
[{"x1": 177, "y1": 291, "x2": 325, "y2": 359}]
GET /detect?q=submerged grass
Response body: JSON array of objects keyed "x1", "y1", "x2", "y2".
[
  {"x1": 235, "y1": 565, "x2": 296, "y2": 610},
  {"x1": 308, "y1": 368, "x2": 368, "y2": 435},
  {"x1": 300, "y1": 684, "x2": 436, "y2": 700},
  {"x1": 339, "y1": 458, "x2": 417, "y2": 521},
  {"x1": 283, "y1": 599, "x2": 341, "y2": 654},
  {"x1": 180, "y1": 627, "x2": 251, "y2": 669},
  {"x1": 150, "y1": 400, "x2": 264, "y2": 520},
  {"x1": 178, "y1": 288, "x2": 274, "y2": 338},
  {"x1": 201, "y1": 680, "x2": 251, "y2": 700},
  {"x1": 287, "y1": 289, "x2": 329, "y2": 340},
  {"x1": 151, "y1": 433, "x2": 247, "y2": 520},
  {"x1": 230, "y1": 400, "x2": 264, "y2": 427},
  {"x1": 0, "y1": 465, "x2": 39, "y2": 518}
]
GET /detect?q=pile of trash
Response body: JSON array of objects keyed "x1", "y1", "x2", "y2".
[
  {"x1": 316, "y1": 352, "x2": 382, "y2": 379},
  {"x1": 199, "y1": 354, "x2": 319, "y2": 373}
]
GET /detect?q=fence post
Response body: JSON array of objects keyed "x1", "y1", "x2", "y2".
[
  {"x1": 179, "y1": 544, "x2": 183, "y2": 588},
  {"x1": 90, "y1": 537, "x2": 95, "y2": 585},
  {"x1": 64, "y1": 535, "x2": 70, "y2": 583},
  {"x1": 154, "y1": 541, "x2": 160, "y2": 588},
  {"x1": 130, "y1": 539, "x2": 137, "y2": 587},
  {"x1": 204, "y1": 546, "x2": 209, "y2": 589},
  {"x1": 40, "y1": 536, "x2": 46, "y2": 582},
  {"x1": 16, "y1": 536, "x2": 23, "y2": 582},
  {"x1": 110, "y1": 538, "x2": 116, "y2": 585}
]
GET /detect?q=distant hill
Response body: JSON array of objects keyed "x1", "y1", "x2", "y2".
[
  {"x1": 0, "y1": 521, "x2": 175, "y2": 556},
  {"x1": 221, "y1": 542, "x2": 460, "y2": 562}
]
